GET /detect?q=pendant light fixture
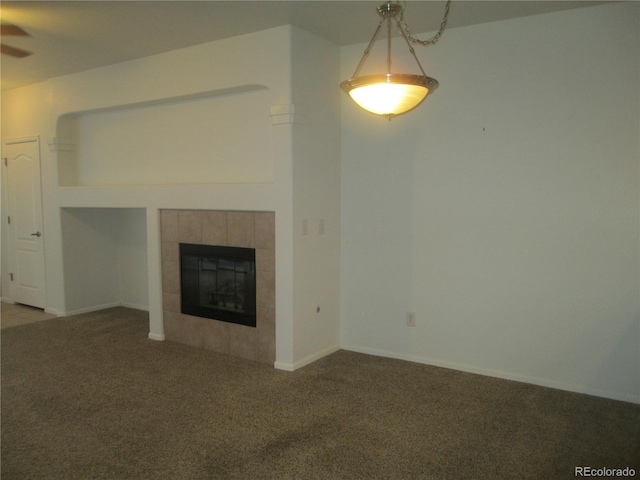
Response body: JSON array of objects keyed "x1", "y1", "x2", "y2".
[{"x1": 341, "y1": 0, "x2": 451, "y2": 120}]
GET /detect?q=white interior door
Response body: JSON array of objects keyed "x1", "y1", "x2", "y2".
[{"x1": 5, "y1": 138, "x2": 46, "y2": 308}]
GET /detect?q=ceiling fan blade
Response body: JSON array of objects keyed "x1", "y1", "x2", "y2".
[
  {"x1": 1, "y1": 43, "x2": 33, "y2": 58},
  {"x1": 0, "y1": 24, "x2": 30, "y2": 37}
]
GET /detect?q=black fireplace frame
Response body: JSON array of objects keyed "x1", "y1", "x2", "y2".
[{"x1": 179, "y1": 243, "x2": 256, "y2": 327}]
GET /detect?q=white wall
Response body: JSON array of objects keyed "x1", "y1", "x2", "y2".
[
  {"x1": 1, "y1": 82, "x2": 61, "y2": 309},
  {"x1": 1, "y1": 25, "x2": 343, "y2": 370},
  {"x1": 116, "y1": 209, "x2": 148, "y2": 310},
  {"x1": 340, "y1": 2, "x2": 640, "y2": 403},
  {"x1": 61, "y1": 208, "x2": 147, "y2": 314},
  {"x1": 290, "y1": 27, "x2": 342, "y2": 368}
]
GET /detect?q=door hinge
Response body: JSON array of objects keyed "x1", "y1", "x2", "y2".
[
  {"x1": 7, "y1": 216, "x2": 10, "y2": 225},
  {"x1": 3, "y1": 157, "x2": 7, "y2": 167},
  {"x1": 9, "y1": 273, "x2": 14, "y2": 281}
]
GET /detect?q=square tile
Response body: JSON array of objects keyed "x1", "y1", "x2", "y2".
[
  {"x1": 163, "y1": 311, "x2": 183, "y2": 341},
  {"x1": 256, "y1": 321, "x2": 276, "y2": 365},
  {"x1": 178, "y1": 210, "x2": 202, "y2": 244},
  {"x1": 201, "y1": 320, "x2": 230, "y2": 354},
  {"x1": 162, "y1": 292, "x2": 181, "y2": 313},
  {"x1": 256, "y1": 270, "x2": 275, "y2": 312},
  {"x1": 0, "y1": 303, "x2": 57, "y2": 329},
  {"x1": 257, "y1": 307, "x2": 275, "y2": 328},
  {"x1": 256, "y1": 248, "x2": 275, "y2": 273},
  {"x1": 202, "y1": 211, "x2": 228, "y2": 245},
  {"x1": 255, "y1": 212, "x2": 275, "y2": 250},
  {"x1": 162, "y1": 241, "x2": 179, "y2": 263},
  {"x1": 229, "y1": 323, "x2": 257, "y2": 361},
  {"x1": 162, "y1": 260, "x2": 180, "y2": 295},
  {"x1": 227, "y1": 211, "x2": 255, "y2": 248},
  {"x1": 160, "y1": 210, "x2": 179, "y2": 242}
]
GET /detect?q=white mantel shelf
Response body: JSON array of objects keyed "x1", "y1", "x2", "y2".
[{"x1": 56, "y1": 184, "x2": 280, "y2": 211}]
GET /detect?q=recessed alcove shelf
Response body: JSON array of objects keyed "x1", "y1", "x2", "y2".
[
  {"x1": 61, "y1": 207, "x2": 148, "y2": 315},
  {"x1": 55, "y1": 85, "x2": 275, "y2": 187}
]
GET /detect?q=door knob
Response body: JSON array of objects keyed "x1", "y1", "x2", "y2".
[{"x1": 30, "y1": 231, "x2": 41, "y2": 237}]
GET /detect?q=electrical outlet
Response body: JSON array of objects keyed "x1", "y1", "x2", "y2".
[{"x1": 406, "y1": 311, "x2": 416, "y2": 327}]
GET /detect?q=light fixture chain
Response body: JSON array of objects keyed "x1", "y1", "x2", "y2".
[
  {"x1": 400, "y1": 0, "x2": 451, "y2": 47},
  {"x1": 395, "y1": 18, "x2": 427, "y2": 77}
]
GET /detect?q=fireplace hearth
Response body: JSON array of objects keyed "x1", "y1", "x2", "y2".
[{"x1": 180, "y1": 243, "x2": 256, "y2": 327}]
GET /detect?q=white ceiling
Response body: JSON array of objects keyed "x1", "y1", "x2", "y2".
[{"x1": 0, "y1": 1, "x2": 610, "y2": 91}]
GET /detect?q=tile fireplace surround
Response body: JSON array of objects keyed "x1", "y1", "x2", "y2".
[{"x1": 160, "y1": 210, "x2": 275, "y2": 365}]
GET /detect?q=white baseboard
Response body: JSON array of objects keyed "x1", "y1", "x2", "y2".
[
  {"x1": 148, "y1": 332, "x2": 165, "y2": 341},
  {"x1": 60, "y1": 301, "x2": 150, "y2": 317},
  {"x1": 273, "y1": 361, "x2": 295, "y2": 371},
  {"x1": 274, "y1": 344, "x2": 341, "y2": 372},
  {"x1": 341, "y1": 344, "x2": 640, "y2": 405},
  {"x1": 60, "y1": 302, "x2": 122, "y2": 317},
  {"x1": 120, "y1": 302, "x2": 149, "y2": 312}
]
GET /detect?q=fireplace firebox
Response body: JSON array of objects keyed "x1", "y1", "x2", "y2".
[{"x1": 180, "y1": 243, "x2": 256, "y2": 327}]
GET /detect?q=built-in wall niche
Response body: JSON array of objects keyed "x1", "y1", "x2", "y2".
[
  {"x1": 60, "y1": 207, "x2": 148, "y2": 315},
  {"x1": 56, "y1": 86, "x2": 274, "y2": 187}
]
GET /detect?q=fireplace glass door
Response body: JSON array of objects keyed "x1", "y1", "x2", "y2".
[{"x1": 180, "y1": 244, "x2": 256, "y2": 327}]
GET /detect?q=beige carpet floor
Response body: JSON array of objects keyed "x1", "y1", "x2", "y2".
[{"x1": 2, "y1": 304, "x2": 639, "y2": 479}]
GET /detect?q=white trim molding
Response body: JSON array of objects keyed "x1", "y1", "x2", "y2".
[
  {"x1": 341, "y1": 343, "x2": 640, "y2": 405},
  {"x1": 274, "y1": 344, "x2": 340, "y2": 372},
  {"x1": 48, "y1": 137, "x2": 75, "y2": 152}
]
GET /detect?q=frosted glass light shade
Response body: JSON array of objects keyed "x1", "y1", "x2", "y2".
[{"x1": 341, "y1": 74, "x2": 438, "y2": 119}]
